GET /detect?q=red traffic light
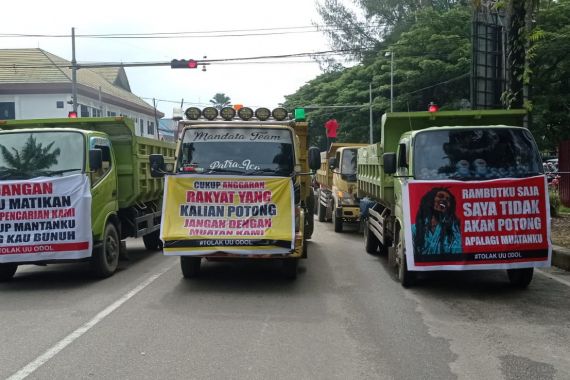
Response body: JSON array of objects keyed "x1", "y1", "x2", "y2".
[
  {"x1": 428, "y1": 102, "x2": 439, "y2": 113},
  {"x1": 170, "y1": 59, "x2": 198, "y2": 69},
  {"x1": 68, "y1": 111, "x2": 78, "y2": 118}
]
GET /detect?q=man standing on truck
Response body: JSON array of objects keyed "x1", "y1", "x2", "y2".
[{"x1": 324, "y1": 118, "x2": 339, "y2": 149}]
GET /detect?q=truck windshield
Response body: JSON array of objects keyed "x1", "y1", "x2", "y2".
[
  {"x1": 341, "y1": 149, "x2": 357, "y2": 176},
  {"x1": 413, "y1": 128, "x2": 543, "y2": 181},
  {"x1": 0, "y1": 131, "x2": 84, "y2": 180},
  {"x1": 178, "y1": 127, "x2": 294, "y2": 176}
]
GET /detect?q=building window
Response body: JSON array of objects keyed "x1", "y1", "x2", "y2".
[
  {"x1": 80, "y1": 105, "x2": 89, "y2": 117},
  {"x1": 147, "y1": 121, "x2": 155, "y2": 136},
  {"x1": 107, "y1": 111, "x2": 116, "y2": 117},
  {"x1": 0, "y1": 102, "x2": 15, "y2": 120},
  {"x1": 56, "y1": 101, "x2": 64, "y2": 109},
  {"x1": 139, "y1": 119, "x2": 144, "y2": 136}
]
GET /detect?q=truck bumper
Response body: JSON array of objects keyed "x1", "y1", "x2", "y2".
[{"x1": 336, "y1": 205, "x2": 360, "y2": 222}]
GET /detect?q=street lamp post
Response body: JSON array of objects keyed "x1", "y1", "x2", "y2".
[{"x1": 385, "y1": 51, "x2": 395, "y2": 112}]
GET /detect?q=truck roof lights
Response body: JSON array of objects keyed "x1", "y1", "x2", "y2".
[
  {"x1": 220, "y1": 106, "x2": 236, "y2": 121},
  {"x1": 255, "y1": 107, "x2": 271, "y2": 121},
  {"x1": 202, "y1": 107, "x2": 219, "y2": 120},
  {"x1": 238, "y1": 107, "x2": 254, "y2": 121},
  {"x1": 272, "y1": 107, "x2": 288, "y2": 121},
  {"x1": 185, "y1": 107, "x2": 201, "y2": 120},
  {"x1": 182, "y1": 106, "x2": 292, "y2": 121}
]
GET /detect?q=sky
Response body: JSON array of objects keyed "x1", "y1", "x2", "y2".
[{"x1": 3, "y1": 0, "x2": 336, "y2": 118}]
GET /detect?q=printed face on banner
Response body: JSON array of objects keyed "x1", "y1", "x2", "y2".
[
  {"x1": 161, "y1": 175, "x2": 295, "y2": 256},
  {"x1": 404, "y1": 175, "x2": 551, "y2": 270}
]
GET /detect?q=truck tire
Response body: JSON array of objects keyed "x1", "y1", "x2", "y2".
[
  {"x1": 507, "y1": 268, "x2": 533, "y2": 288},
  {"x1": 317, "y1": 192, "x2": 326, "y2": 223},
  {"x1": 282, "y1": 258, "x2": 298, "y2": 279},
  {"x1": 181, "y1": 257, "x2": 201, "y2": 278},
  {"x1": 304, "y1": 191, "x2": 315, "y2": 240},
  {"x1": 143, "y1": 230, "x2": 163, "y2": 251},
  {"x1": 0, "y1": 264, "x2": 17, "y2": 282},
  {"x1": 396, "y1": 230, "x2": 415, "y2": 288},
  {"x1": 91, "y1": 222, "x2": 120, "y2": 278},
  {"x1": 364, "y1": 220, "x2": 379, "y2": 254},
  {"x1": 333, "y1": 206, "x2": 343, "y2": 233}
]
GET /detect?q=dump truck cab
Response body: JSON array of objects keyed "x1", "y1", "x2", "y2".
[
  {"x1": 153, "y1": 106, "x2": 320, "y2": 279},
  {"x1": 315, "y1": 143, "x2": 367, "y2": 232},
  {"x1": 0, "y1": 117, "x2": 175, "y2": 281}
]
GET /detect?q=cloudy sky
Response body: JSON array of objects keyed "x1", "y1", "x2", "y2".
[{"x1": 3, "y1": 0, "x2": 338, "y2": 117}]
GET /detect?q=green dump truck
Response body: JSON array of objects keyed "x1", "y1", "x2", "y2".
[
  {"x1": 358, "y1": 110, "x2": 550, "y2": 288},
  {"x1": 0, "y1": 117, "x2": 176, "y2": 280},
  {"x1": 150, "y1": 106, "x2": 320, "y2": 279},
  {"x1": 315, "y1": 143, "x2": 368, "y2": 232}
]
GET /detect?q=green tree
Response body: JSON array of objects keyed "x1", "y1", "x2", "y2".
[
  {"x1": 527, "y1": 0, "x2": 570, "y2": 150},
  {"x1": 209, "y1": 93, "x2": 232, "y2": 110},
  {"x1": 0, "y1": 135, "x2": 60, "y2": 172}
]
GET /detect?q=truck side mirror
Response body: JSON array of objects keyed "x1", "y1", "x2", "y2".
[
  {"x1": 397, "y1": 143, "x2": 408, "y2": 168},
  {"x1": 89, "y1": 149, "x2": 103, "y2": 171},
  {"x1": 308, "y1": 147, "x2": 321, "y2": 171},
  {"x1": 149, "y1": 154, "x2": 165, "y2": 178},
  {"x1": 383, "y1": 153, "x2": 397, "y2": 174},
  {"x1": 329, "y1": 157, "x2": 338, "y2": 171}
]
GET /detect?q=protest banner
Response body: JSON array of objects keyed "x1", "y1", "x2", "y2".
[
  {"x1": 403, "y1": 175, "x2": 551, "y2": 270},
  {"x1": 161, "y1": 175, "x2": 294, "y2": 255},
  {"x1": 0, "y1": 174, "x2": 92, "y2": 262}
]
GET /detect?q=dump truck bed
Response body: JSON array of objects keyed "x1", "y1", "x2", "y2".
[{"x1": 0, "y1": 117, "x2": 176, "y2": 208}]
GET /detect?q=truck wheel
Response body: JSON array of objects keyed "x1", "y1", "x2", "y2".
[
  {"x1": 282, "y1": 259, "x2": 298, "y2": 279},
  {"x1": 396, "y1": 231, "x2": 415, "y2": 288},
  {"x1": 0, "y1": 264, "x2": 17, "y2": 282},
  {"x1": 143, "y1": 230, "x2": 162, "y2": 251},
  {"x1": 333, "y1": 207, "x2": 343, "y2": 233},
  {"x1": 364, "y1": 220, "x2": 379, "y2": 254},
  {"x1": 317, "y1": 192, "x2": 326, "y2": 223},
  {"x1": 91, "y1": 223, "x2": 120, "y2": 278},
  {"x1": 507, "y1": 268, "x2": 533, "y2": 288},
  {"x1": 181, "y1": 257, "x2": 201, "y2": 278}
]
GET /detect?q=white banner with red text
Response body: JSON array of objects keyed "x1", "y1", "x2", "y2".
[{"x1": 0, "y1": 174, "x2": 92, "y2": 263}]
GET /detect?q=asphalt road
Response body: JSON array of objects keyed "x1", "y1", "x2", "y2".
[{"x1": 1, "y1": 219, "x2": 569, "y2": 380}]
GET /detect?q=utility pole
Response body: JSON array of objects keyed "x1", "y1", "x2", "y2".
[
  {"x1": 71, "y1": 27, "x2": 78, "y2": 114},
  {"x1": 369, "y1": 83, "x2": 373, "y2": 144},
  {"x1": 390, "y1": 51, "x2": 394, "y2": 112},
  {"x1": 153, "y1": 98, "x2": 160, "y2": 139}
]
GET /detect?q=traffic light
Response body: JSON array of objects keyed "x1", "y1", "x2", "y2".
[
  {"x1": 170, "y1": 59, "x2": 198, "y2": 69},
  {"x1": 428, "y1": 102, "x2": 439, "y2": 113}
]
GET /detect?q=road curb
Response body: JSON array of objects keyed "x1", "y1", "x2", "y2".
[{"x1": 552, "y1": 245, "x2": 570, "y2": 271}]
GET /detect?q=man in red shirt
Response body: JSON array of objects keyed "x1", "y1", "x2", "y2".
[{"x1": 324, "y1": 119, "x2": 339, "y2": 149}]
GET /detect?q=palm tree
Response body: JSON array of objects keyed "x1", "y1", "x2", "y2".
[
  {"x1": 0, "y1": 135, "x2": 60, "y2": 172},
  {"x1": 209, "y1": 93, "x2": 232, "y2": 110}
]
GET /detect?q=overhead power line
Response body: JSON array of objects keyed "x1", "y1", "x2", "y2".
[
  {"x1": 0, "y1": 49, "x2": 363, "y2": 69},
  {"x1": 0, "y1": 23, "x2": 387, "y2": 39}
]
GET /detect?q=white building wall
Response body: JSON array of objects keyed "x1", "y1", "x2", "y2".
[{"x1": 0, "y1": 93, "x2": 159, "y2": 139}]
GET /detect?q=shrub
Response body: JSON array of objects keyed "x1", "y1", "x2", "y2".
[{"x1": 550, "y1": 191, "x2": 560, "y2": 217}]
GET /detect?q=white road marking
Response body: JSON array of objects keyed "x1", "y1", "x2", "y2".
[
  {"x1": 7, "y1": 261, "x2": 176, "y2": 380},
  {"x1": 536, "y1": 268, "x2": 570, "y2": 287}
]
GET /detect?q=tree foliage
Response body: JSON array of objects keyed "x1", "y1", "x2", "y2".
[
  {"x1": 209, "y1": 93, "x2": 232, "y2": 110},
  {"x1": 285, "y1": 5, "x2": 471, "y2": 145},
  {"x1": 527, "y1": 0, "x2": 570, "y2": 149},
  {"x1": 0, "y1": 135, "x2": 60, "y2": 172}
]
